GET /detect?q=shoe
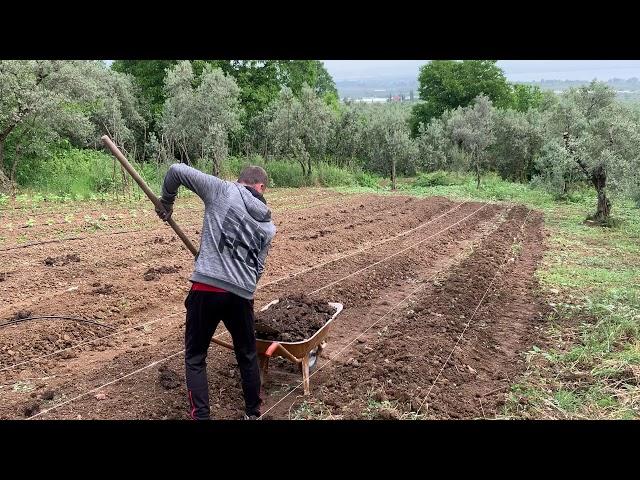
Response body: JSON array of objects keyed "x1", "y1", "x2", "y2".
[{"x1": 243, "y1": 414, "x2": 259, "y2": 420}]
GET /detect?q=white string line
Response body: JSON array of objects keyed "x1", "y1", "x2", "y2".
[
  {"x1": 415, "y1": 209, "x2": 532, "y2": 416},
  {"x1": 0, "y1": 195, "x2": 343, "y2": 254},
  {"x1": 259, "y1": 255, "x2": 467, "y2": 419},
  {"x1": 27, "y1": 326, "x2": 238, "y2": 420},
  {"x1": 309, "y1": 203, "x2": 489, "y2": 296},
  {"x1": 259, "y1": 202, "x2": 466, "y2": 289},
  {"x1": 1, "y1": 197, "x2": 424, "y2": 324},
  {"x1": 27, "y1": 349, "x2": 185, "y2": 420},
  {"x1": 1, "y1": 202, "x2": 466, "y2": 372},
  {"x1": 23, "y1": 202, "x2": 496, "y2": 419},
  {"x1": 0, "y1": 311, "x2": 184, "y2": 373},
  {"x1": 260, "y1": 204, "x2": 516, "y2": 419}
]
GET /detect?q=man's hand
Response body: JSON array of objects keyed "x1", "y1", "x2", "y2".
[{"x1": 155, "y1": 198, "x2": 173, "y2": 222}]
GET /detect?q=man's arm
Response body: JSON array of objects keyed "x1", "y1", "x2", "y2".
[
  {"x1": 161, "y1": 163, "x2": 227, "y2": 206},
  {"x1": 256, "y1": 239, "x2": 272, "y2": 282},
  {"x1": 156, "y1": 164, "x2": 227, "y2": 221}
]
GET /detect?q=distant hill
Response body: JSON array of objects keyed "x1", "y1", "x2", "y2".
[
  {"x1": 335, "y1": 77, "x2": 419, "y2": 101},
  {"x1": 520, "y1": 77, "x2": 640, "y2": 90},
  {"x1": 516, "y1": 78, "x2": 640, "y2": 102},
  {"x1": 336, "y1": 76, "x2": 640, "y2": 103}
]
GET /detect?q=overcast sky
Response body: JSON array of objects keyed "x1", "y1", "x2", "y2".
[{"x1": 322, "y1": 60, "x2": 640, "y2": 81}]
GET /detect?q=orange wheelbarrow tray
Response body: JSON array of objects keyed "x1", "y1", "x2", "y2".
[{"x1": 212, "y1": 299, "x2": 344, "y2": 395}]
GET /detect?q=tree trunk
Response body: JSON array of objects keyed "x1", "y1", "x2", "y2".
[
  {"x1": 0, "y1": 140, "x2": 13, "y2": 194},
  {"x1": 566, "y1": 132, "x2": 612, "y2": 223},
  {"x1": 297, "y1": 157, "x2": 306, "y2": 177},
  {"x1": 11, "y1": 142, "x2": 22, "y2": 198},
  {"x1": 475, "y1": 157, "x2": 481, "y2": 189},
  {"x1": 591, "y1": 164, "x2": 611, "y2": 223},
  {"x1": 212, "y1": 155, "x2": 221, "y2": 177},
  {"x1": 391, "y1": 159, "x2": 397, "y2": 191}
]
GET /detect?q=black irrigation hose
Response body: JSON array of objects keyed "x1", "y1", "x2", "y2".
[{"x1": 0, "y1": 316, "x2": 116, "y2": 330}]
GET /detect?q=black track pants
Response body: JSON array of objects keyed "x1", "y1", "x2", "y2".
[{"x1": 184, "y1": 290, "x2": 262, "y2": 419}]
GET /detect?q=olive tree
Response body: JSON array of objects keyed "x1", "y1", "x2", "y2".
[
  {"x1": 547, "y1": 81, "x2": 640, "y2": 222},
  {"x1": 449, "y1": 95, "x2": 495, "y2": 188},
  {"x1": 74, "y1": 61, "x2": 147, "y2": 158},
  {"x1": 363, "y1": 104, "x2": 417, "y2": 190},
  {"x1": 161, "y1": 61, "x2": 242, "y2": 174},
  {"x1": 530, "y1": 139, "x2": 583, "y2": 198},
  {"x1": 243, "y1": 108, "x2": 273, "y2": 158},
  {"x1": 492, "y1": 108, "x2": 545, "y2": 183},
  {"x1": 328, "y1": 104, "x2": 366, "y2": 169},
  {"x1": 416, "y1": 116, "x2": 452, "y2": 172},
  {"x1": 267, "y1": 84, "x2": 335, "y2": 176},
  {"x1": 0, "y1": 60, "x2": 141, "y2": 192}
]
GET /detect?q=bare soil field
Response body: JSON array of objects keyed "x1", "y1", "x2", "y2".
[{"x1": 0, "y1": 188, "x2": 545, "y2": 420}]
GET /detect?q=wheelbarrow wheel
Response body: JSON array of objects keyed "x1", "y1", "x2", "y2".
[
  {"x1": 308, "y1": 347, "x2": 320, "y2": 372},
  {"x1": 308, "y1": 341, "x2": 326, "y2": 372}
]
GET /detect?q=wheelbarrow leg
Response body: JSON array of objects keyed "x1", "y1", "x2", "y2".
[
  {"x1": 301, "y1": 356, "x2": 310, "y2": 395},
  {"x1": 259, "y1": 354, "x2": 270, "y2": 385}
]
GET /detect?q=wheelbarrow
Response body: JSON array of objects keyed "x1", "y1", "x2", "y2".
[{"x1": 212, "y1": 299, "x2": 343, "y2": 395}]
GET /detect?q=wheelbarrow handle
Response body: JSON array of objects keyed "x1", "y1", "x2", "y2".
[
  {"x1": 265, "y1": 342, "x2": 300, "y2": 364},
  {"x1": 213, "y1": 337, "x2": 300, "y2": 365},
  {"x1": 212, "y1": 337, "x2": 234, "y2": 350},
  {"x1": 265, "y1": 342, "x2": 280, "y2": 356}
]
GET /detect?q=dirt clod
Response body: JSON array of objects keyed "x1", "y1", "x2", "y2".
[
  {"x1": 42, "y1": 390, "x2": 55, "y2": 401},
  {"x1": 10, "y1": 310, "x2": 32, "y2": 321},
  {"x1": 158, "y1": 366, "x2": 181, "y2": 389},
  {"x1": 44, "y1": 254, "x2": 80, "y2": 266},
  {"x1": 93, "y1": 284, "x2": 115, "y2": 295},
  {"x1": 143, "y1": 265, "x2": 181, "y2": 281},
  {"x1": 24, "y1": 401, "x2": 41, "y2": 417}
]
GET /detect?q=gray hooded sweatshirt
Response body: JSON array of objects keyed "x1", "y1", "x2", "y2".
[{"x1": 161, "y1": 163, "x2": 276, "y2": 300}]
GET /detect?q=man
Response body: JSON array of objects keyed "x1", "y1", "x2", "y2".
[{"x1": 156, "y1": 164, "x2": 276, "y2": 420}]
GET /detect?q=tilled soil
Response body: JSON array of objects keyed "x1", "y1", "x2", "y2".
[
  {"x1": 293, "y1": 206, "x2": 546, "y2": 419},
  {"x1": 255, "y1": 294, "x2": 336, "y2": 342},
  {"x1": 0, "y1": 190, "x2": 546, "y2": 420}
]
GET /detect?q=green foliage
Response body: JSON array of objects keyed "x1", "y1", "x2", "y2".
[
  {"x1": 492, "y1": 108, "x2": 545, "y2": 182},
  {"x1": 361, "y1": 103, "x2": 417, "y2": 188},
  {"x1": 160, "y1": 61, "x2": 242, "y2": 170},
  {"x1": 511, "y1": 84, "x2": 544, "y2": 112},
  {"x1": 413, "y1": 170, "x2": 466, "y2": 187},
  {"x1": 194, "y1": 155, "x2": 360, "y2": 189},
  {"x1": 353, "y1": 170, "x2": 381, "y2": 189},
  {"x1": 0, "y1": 60, "x2": 148, "y2": 193},
  {"x1": 111, "y1": 60, "x2": 177, "y2": 120},
  {"x1": 276, "y1": 60, "x2": 338, "y2": 98},
  {"x1": 14, "y1": 144, "x2": 167, "y2": 199},
  {"x1": 410, "y1": 60, "x2": 514, "y2": 135},
  {"x1": 267, "y1": 85, "x2": 336, "y2": 177},
  {"x1": 112, "y1": 60, "x2": 337, "y2": 128},
  {"x1": 18, "y1": 146, "x2": 117, "y2": 197}
]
